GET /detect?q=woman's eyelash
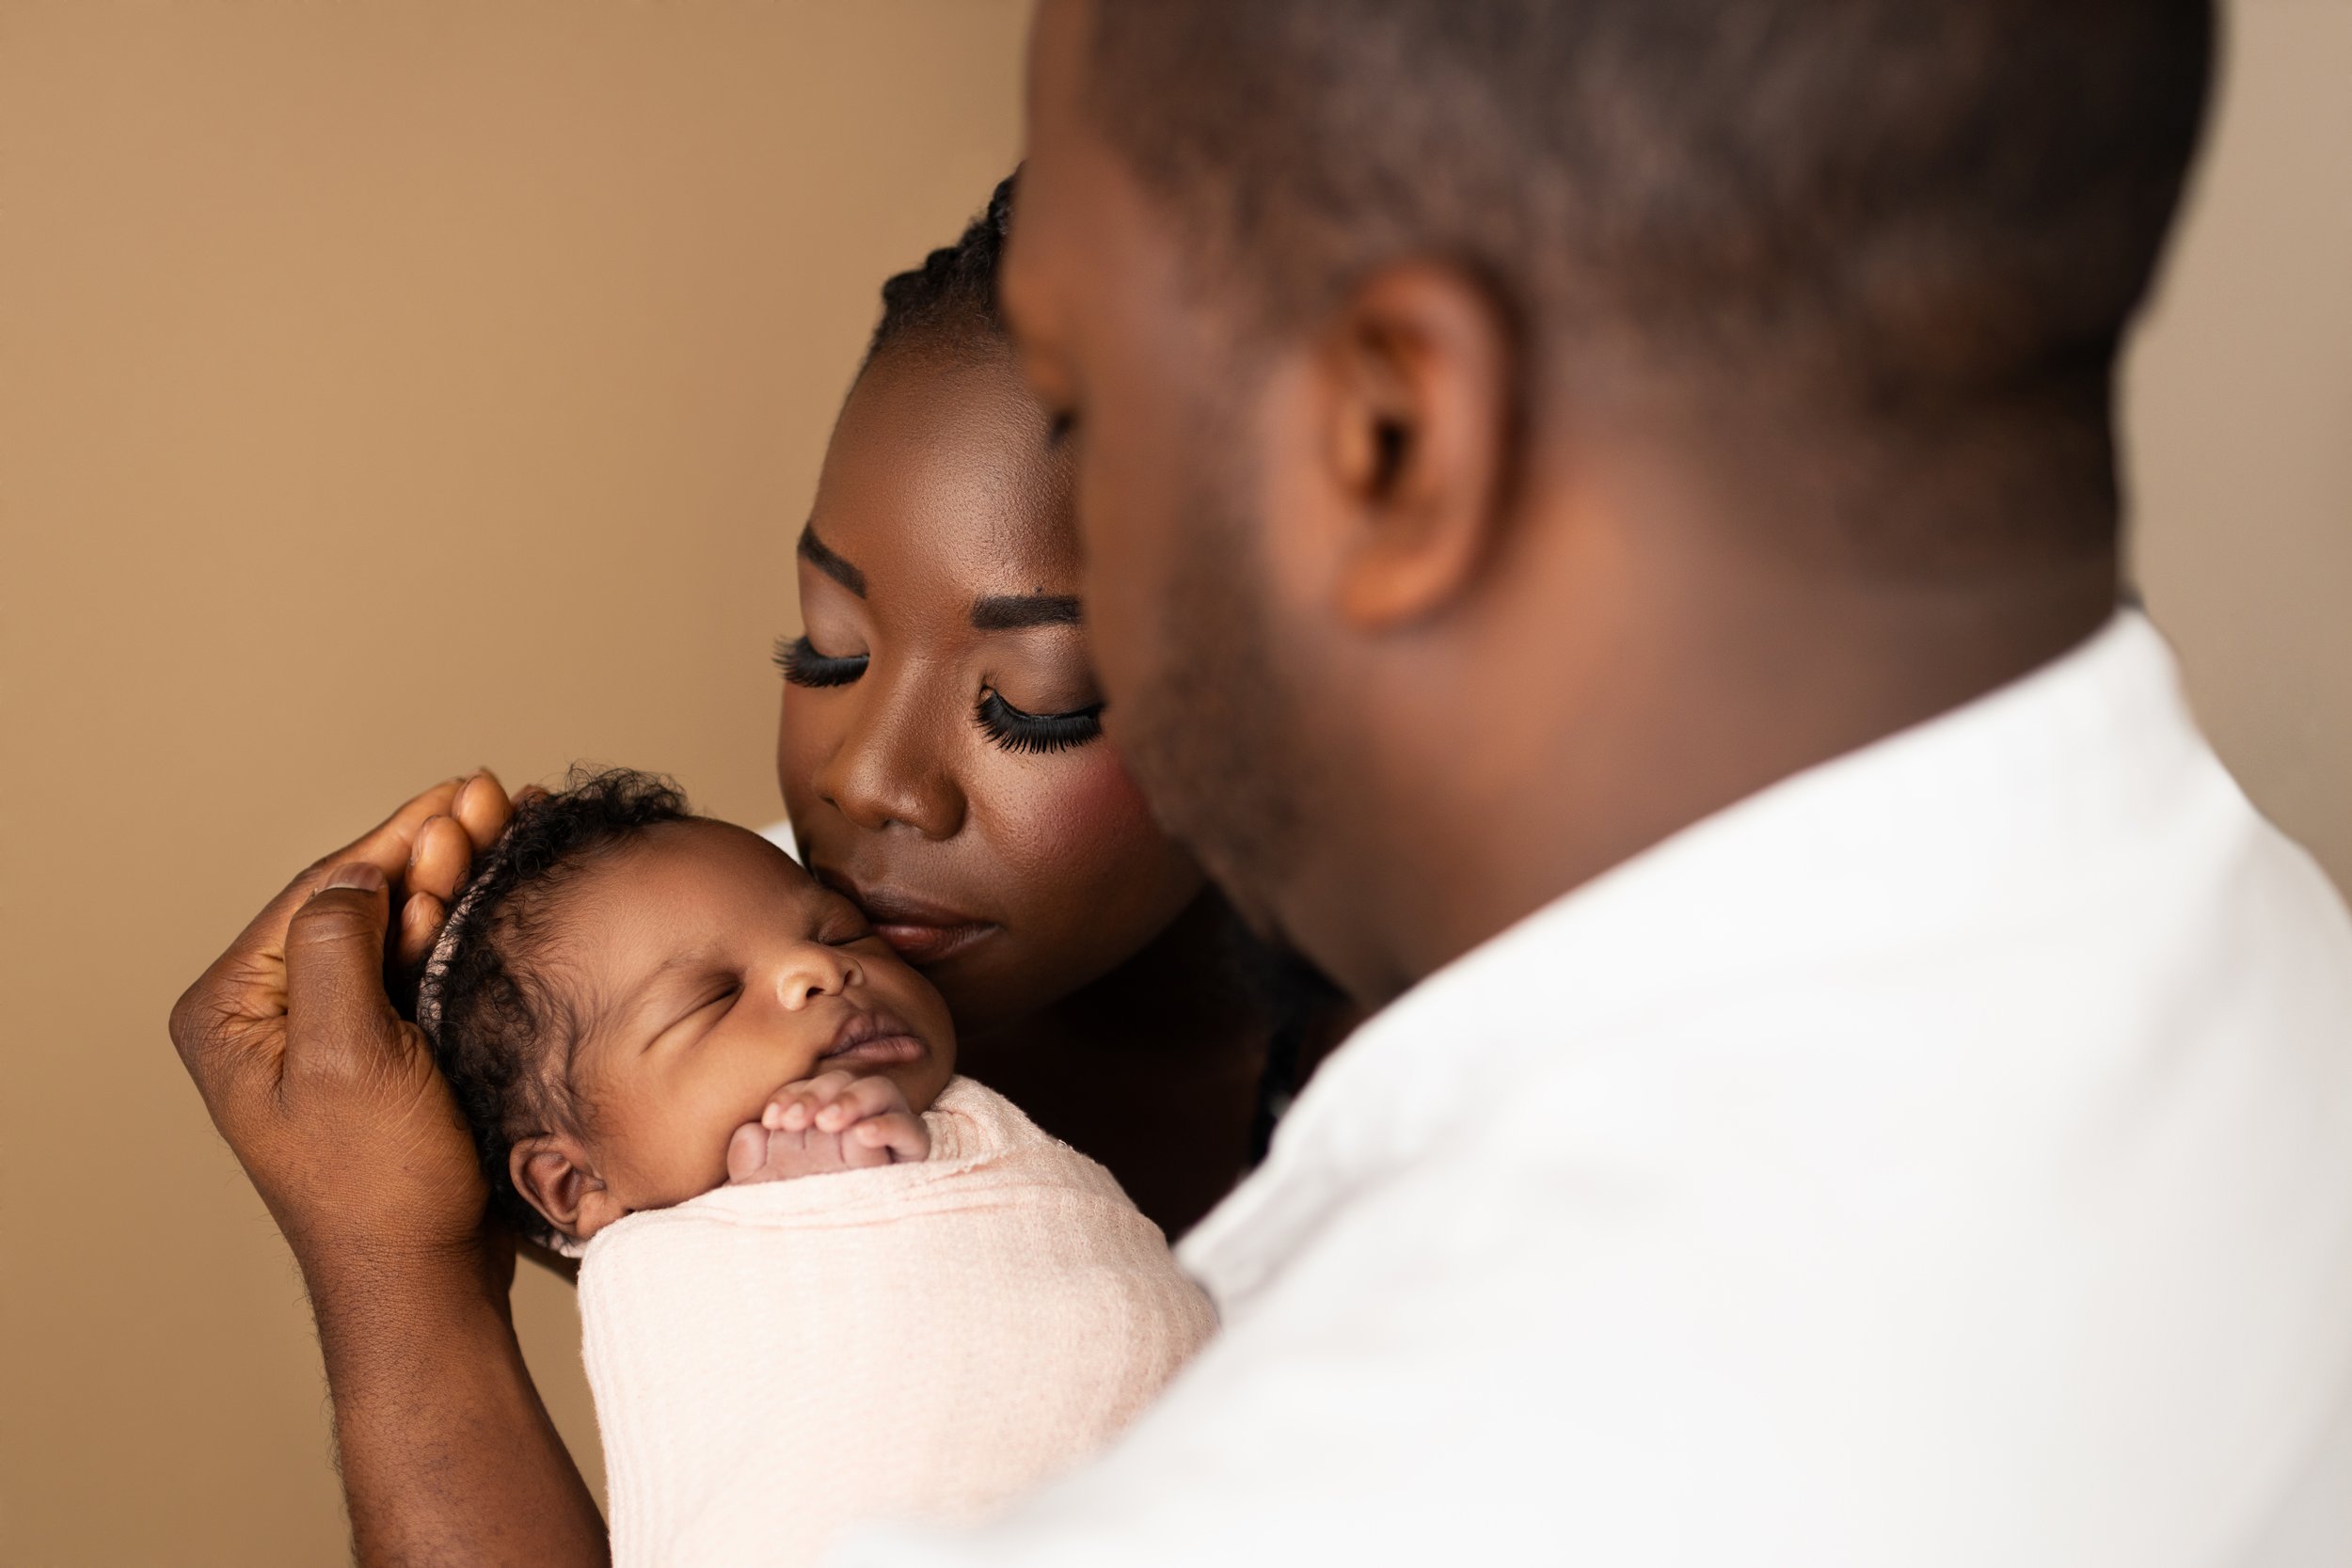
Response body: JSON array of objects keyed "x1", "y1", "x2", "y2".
[
  {"x1": 773, "y1": 634, "x2": 868, "y2": 689},
  {"x1": 976, "y1": 689, "x2": 1104, "y2": 755},
  {"x1": 779, "y1": 634, "x2": 1099, "y2": 754}
]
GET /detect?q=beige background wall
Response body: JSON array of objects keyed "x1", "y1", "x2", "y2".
[
  {"x1": 0, "y1": 3, "x2": 2344, "y2": 1563},
  {"x1": 1, "y1": 4, "x2": 1030, "y2": 1563}
]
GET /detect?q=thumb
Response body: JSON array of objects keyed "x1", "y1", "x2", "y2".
[
  {"x1": 284, "y1": 863, "x2": 406, "y2": 1080},
  {"x1": 726, "y1": 1120, "x2": 772, "y2": 1183}
]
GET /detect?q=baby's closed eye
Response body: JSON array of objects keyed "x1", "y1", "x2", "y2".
[
  {"x1": 812, "y1": 897, "x2": 876, "y2": 947},
  {"x1": 643, "y1": 979, "x2": 742, "y2": 1054}
]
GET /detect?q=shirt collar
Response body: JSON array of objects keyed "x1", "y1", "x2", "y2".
[{"x1": 1183, "y1": 609, "x2": 2193, "y2": 1286}]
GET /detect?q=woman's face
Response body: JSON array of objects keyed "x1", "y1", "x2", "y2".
[{"x1": 776, "y1": 344, "x2": 1205, "y2": 1035}]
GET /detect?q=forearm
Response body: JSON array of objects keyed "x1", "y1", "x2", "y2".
[{"x1": 306, "y1": 1246, "x2": 607, "y2": 1568}]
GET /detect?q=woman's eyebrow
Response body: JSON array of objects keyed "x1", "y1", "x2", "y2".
[
  {"x1": 971, "y1": 594, "x2": 1082, "y2": 631},
  {"x1": 798, "y1": 523, "x2": 866, "y2": 597}
]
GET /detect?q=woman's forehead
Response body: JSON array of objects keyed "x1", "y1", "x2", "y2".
[{"x1": 810, "y1": 350, "x2": 1079, "y2": 602}]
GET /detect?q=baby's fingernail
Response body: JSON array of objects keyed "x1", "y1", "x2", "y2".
[{"x1": 322, "y1": 863, "x2": 385, "y2": 893}]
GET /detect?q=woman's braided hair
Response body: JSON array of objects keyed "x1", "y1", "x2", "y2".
[
  {"x1": 864, "y1": 171, "x2": 1016, "y2": 365},
  {"x1": 414, "y1": 766, "x2": 692, "y2": 1242}
]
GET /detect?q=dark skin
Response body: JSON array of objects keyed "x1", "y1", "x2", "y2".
[
  {"x1": 780, "y1": 342, "x2": 1273, "y2": 1237},
  {"x1": 165, "y1": 0, "x2": 2121, "y2": 1560},
  {"x1": 166, "y1": 293, "x2": 1293, "y2": 1564},
  {"x1": 167, "y1": 780, "x2": 605, "y2": 1568},
  {"x1": 1005, "y1": 0, "x2": 2121, "y2": 1005}
]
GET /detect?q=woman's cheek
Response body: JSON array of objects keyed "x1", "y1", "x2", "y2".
[
  {"x1": 1042, "y1": 746, "x2": 1157, "y2": 848},
  {"x1": 1012, "y1": 748, "x2": 1201, "y2": 916}
]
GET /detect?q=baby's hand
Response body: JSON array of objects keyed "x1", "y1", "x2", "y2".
[{"x1": 724, "y1": 1070, "x2": 930, "y2": 1185}]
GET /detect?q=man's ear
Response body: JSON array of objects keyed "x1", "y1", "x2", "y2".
[
  {"x1": 510, "y1": 1133, "x2": 627, "y2": 1243},
  {"x1": 1317, "y1": 261, "x2": 1518, "y2": 630}
]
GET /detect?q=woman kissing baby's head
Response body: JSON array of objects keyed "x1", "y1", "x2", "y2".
[{"x1": 417, "y1": 768, "x2": 957, "y2": 1245}]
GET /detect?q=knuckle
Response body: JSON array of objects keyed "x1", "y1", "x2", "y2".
[
  {"x1": 282, "y1": 1019, "x2": 411, "y2": 1103},
  {"x1": 285, "y1": 1044, "x2": 378, "y2": 1101},
  {"x1": 285, "y1": 889, "x2": 376, "y2": 942},
  {"x1": 167, "y1": 982, "x2": 213, "y2": 1061},
  {"x1": 167, "y1": 976, "x2": 244, "y2": 1068}
]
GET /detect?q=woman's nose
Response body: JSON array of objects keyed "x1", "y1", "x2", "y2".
[
  {"x1": 776, "y1": 944, "x2": 863, "y2": 1011},
  {"x1": 816, "y1": 681, "x2": 966, "y2": 840}
]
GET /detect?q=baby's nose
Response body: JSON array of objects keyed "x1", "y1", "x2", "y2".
[{"x1": 776, "y1": 945, "x2": 862, "y2": 1009}]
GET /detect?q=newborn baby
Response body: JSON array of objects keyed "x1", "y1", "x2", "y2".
[{"x1": 415, "y1": 768, "x2": 1215, "y2": 1568}]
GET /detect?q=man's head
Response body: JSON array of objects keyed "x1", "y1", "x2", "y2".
[{"x1": 1003, "y1": 0, "x2": 2213, "y2": 999}]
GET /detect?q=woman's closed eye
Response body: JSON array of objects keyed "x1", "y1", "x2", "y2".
[
  {"x1": 774, "y1": 633, "x2": 868, "y2": 689},
  {"x1": 976, "y1": 687, "x2": 1104, "y2": 755}
]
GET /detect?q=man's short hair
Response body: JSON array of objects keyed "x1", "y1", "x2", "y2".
[{"x1": 1087, "y1": 1, "x2": 2214, "y2": 418}]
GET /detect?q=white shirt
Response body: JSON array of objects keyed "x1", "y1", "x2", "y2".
[{"x1": 837, "y1": 612, "x2": 2352, "y2": 1566}]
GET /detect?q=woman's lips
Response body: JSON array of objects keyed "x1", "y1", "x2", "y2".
[
  {"x1": 870, "y1": 920, "x2": 995, "y2": 966},
  {"x1": 818, "y1": 870, "x2": 999, "y2": 968}
]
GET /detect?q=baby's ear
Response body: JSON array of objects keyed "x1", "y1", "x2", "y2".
[{"x1": 510, "y1": 1134, "x2": 628, "y2": 1243}]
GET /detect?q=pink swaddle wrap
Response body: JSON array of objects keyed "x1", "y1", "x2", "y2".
[{"x1": 579, "y1": 1076, "x2": 1217, "y2": 1568}]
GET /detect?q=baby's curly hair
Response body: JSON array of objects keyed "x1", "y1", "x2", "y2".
[{"x1": 415, "y1": 766, "x2": 692, "y2": 1240}]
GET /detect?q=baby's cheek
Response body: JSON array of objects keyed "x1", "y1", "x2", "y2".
[{"x1": 613, "y1": 1096, "x2": 753, "y2": 1210}]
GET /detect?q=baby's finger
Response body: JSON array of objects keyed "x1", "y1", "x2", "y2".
[
  {"x1": 763, "y1": 1078, "x2": 836, "y2": 1132},
  {"x1": 794, "y1": 1069, "x2": 863, "y2": 1122},
  {"x1": 850, "y1": 1110, "x2": 930, "y2": 1164},
  {"x1": 842, "y1": 1122, "x2": 894, "y2": 1169},
  {"x1": 804, "y1": 1069, "x2": 862, "y2": 1101},
  {"x1": 814, "y1": 1072, "x2": 905, "y2": 1132},
  {"x1": 763, "y1": 1090, "x2": 820, "y2": 1132}
]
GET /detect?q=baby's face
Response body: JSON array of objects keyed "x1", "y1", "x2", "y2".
[{"x1": 546, "y1": 819, "x2": 956, "y2": 1223}]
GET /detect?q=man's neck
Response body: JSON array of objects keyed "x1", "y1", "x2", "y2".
[{"x1": 1318, "y1": 452, "x2": 2123, "y2": 1002}]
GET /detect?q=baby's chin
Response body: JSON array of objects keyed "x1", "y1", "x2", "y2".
[{"x1": 858, "y1": 1053, "x2": 953, "y2": 1121}]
